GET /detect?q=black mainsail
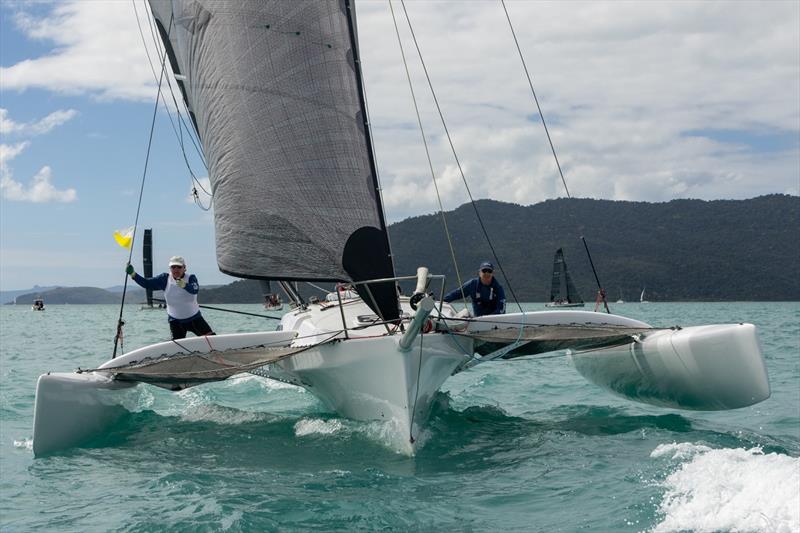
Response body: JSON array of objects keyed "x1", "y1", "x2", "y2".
[
  {"x1": 549, "y1": 248, "x2": 583, "y2": 305},
  {"x1": 148, "y1": 0, "x2": 398, "y2": 321}
]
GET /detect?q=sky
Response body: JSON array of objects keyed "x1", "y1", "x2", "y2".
[{"x1": 1, "y1": 0, "x2": 798, "y2": 291}]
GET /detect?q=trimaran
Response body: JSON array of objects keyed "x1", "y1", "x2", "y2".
[{"x1": 32, "y1": 0, "x2": 769, "y2": 456}]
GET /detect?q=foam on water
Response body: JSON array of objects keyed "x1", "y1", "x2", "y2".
[
  {"x1": 179, "y1": 404, "x2": 272, "y2": 424},
  {"x1": 229, "y1": 373, "x2": 302, "y2": 391},
  {"x1": 294, "y1": 418, "x2": 344, "y2": 436},
  {"x1": 12, "y1": 438, "x2": 32, "y2": 451},
  {"x1": 651, "y1": 442, "x2": 800, "y2": 533}
]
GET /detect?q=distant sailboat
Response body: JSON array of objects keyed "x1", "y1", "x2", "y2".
[
  {"x1": 259, "y1": 280, "x2": 284, "y2": 311},
  {"x1": 640, "y1": 288, "x2": 649, "y2": 304},
  {"x1": 545, "y1": 248, "x2": 584, "y2": 308},
  {"x1": 32, "y1": 298, "x2": 45, "y2": 311}
]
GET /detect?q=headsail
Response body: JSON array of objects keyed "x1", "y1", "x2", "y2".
[{"x1": 148, "y1": 0, "x2": 398, "y2": 320}]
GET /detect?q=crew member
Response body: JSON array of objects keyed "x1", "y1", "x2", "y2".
[
  {"x1": 443, "y1": 261, "x2": 506, "y2": 317},
  {"x1": 126, "y1": 255, "x2": 215, "y2": 339}
]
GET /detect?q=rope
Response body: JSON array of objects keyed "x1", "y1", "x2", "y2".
[
  {"x1": 152, "y1": 298, "x2": 283, "y2": 320},
  {"x1": 398, "y1": 0, "x2": 523, "y2": 314},
  {"x1": 132, "y1": 0, "x2": 211, "y2": 211},
  {"x1": 408, "y1": 329, "x2": 424, "y2": 444},
  {"x1": 500, "y1": 0, "x2": 610, "y2": 313},
  {"x1": 388, "y1": 0, "x2": 466, "y2": 301},
  {"x1": 113, "y1": 12, "x2": 173, "y2": 358}
]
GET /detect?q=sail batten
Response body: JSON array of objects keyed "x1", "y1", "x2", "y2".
[{"x1": 149, "y1": 0, "x2": 398, "y2": 319}]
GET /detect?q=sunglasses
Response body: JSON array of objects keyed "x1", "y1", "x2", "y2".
[
  {"x1": 170, "y1": 265, "x2": 184, "y2": 269},
  {"x1": 481, "y1": 269, "x2": 493, "y2": 274}
]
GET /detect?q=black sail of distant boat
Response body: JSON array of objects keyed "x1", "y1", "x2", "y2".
[
  {"x1": 148, "y1": 0, "x2": 398, "y2": 321},
  {"x1": 547, "y1": 248, "x2": 584, "y2": 307},
  {"x1": 142, "y1": 228, "x2": 154, "y2": 307}
]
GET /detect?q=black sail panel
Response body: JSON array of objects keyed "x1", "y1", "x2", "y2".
[
  {"x1": 143, "y1": 228, "x2": 154, "y2": 306},
  {"x1": 550, "y1": 248, "x2": 564, "y2": 302},
  {"x1": 549, "y1": 248, "x2": 583, "y2": 304},
  {"x1": 148, "y1": 0, "x2": 398, "y2": 319}
]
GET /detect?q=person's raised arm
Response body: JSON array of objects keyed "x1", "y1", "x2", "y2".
[{"x1": 443, "y1": 279, "x2": 472, "y2": 303}]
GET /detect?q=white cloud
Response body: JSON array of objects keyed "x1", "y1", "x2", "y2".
[
  {"x1": 1, "y1": 1, "x2": 160, "y2": 101},
  {"x1": 1, "y1": 0, "x2": 798, "y2": 218},
  {"x1": 1, "y1": 164, "x2": 77, "y2": 203},
  {"x1": 0, "y1": 108, "x2": 78, "y2": 136},
  {"x1": 357, "y1": 1, "x2": 800, "y2": 217},
  {"x1": 0, "y1": 141, "x2": 30, "y2": 169},
  {"x1": 0, "y1": 143, "x2": 76, "y2": 204},
  {"x1": 0, "y1": 109, "x2": 79, "y2": 203}
]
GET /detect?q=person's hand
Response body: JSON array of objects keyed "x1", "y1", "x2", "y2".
[
  {"x1": 176, "y1": 278, "x2": 187, "y2": 289},
  {"x1": 126, "y1": 263, "x2": 135, "y2": 277}
]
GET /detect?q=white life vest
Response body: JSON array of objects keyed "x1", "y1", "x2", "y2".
[{"x1": 165, "y1": 274, "x2": 200, "y2": 320}]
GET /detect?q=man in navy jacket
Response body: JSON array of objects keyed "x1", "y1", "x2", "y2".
[
  {"x1": 126, "y1": 255, "x2": 215, "y2": 339},
  {"x1": 443, "y1": 261, "x2": 506, "y2": 317}
]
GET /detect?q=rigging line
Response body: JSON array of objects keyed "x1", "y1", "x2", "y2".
[
  {"x1": 388, "y1": 0, "x2": 466, "y2": 300},
  {"x1": 133, "y1": 0, "x2": 208, "y2": 176},
  {"x1": 399, "y1": 0, "x2": 523, "y2": 314},
  {"x1": 500, "y1": 0, "x2": 610, "y2": 313},
  {"x1": 134, "y1": 0, "x2": 212, "y2": 212},
  {"x1": 304, "y1": 281, "x2": 332, "y2": 294},
  {"x1": 139, "y1": 0, "x2": 208, "y2": 170},
  {"x1": 408, "y1": 330, "x2": 424, "y2": 444},
  {"x1": 113, "y1": 13, "x2": 173, "y2": 359},
  {"x1": 151, "y1": 298, "x2": 282, "y2": 320},
  {"x1": 582, "y1": 236, "x2": 610, "y2": 313},
  {"x1": 499, "y1": 0, "x2": 569, "y2": 200}
]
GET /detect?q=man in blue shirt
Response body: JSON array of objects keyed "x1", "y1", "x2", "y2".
[
  {"x1": 126, "y1": 255, "x2": 215, "y2": 339},
  {"x1": 443, "y1": 261, "x2": 506, "y2": 317}
]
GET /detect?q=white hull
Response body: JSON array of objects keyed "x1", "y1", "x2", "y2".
[
  {"x1": 262, "y1": 333, "x2": 470, "y2": 453},
  {"x1": 265, "y1": 296, "x2": 471, "y2": 452},
  {"x1": 569, "y1": 323, "x2": 770, "y2": 410},
  {"x1": 32, "y1": 298, "x2": 471, "y2": 455},
  {"x1": 31, "y1": 291, "x2": 770, "y2": 455},
  {"x1": 33, "y1": 331, "x2": 297, "y2": 456},
  {"x1": 466, "y1": 309, "x2": 651, "y2": 332},
  {"x1": 33, "y1": 372, "x2": 137, "y2": 456}
]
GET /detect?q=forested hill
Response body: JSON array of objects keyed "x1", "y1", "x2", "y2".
[
  {"x1": 8, "y1": 195, "x2": 797, "y2": 304},
  {"x1": 387, "y1": 194, "x2": 799, "y2": 302}
]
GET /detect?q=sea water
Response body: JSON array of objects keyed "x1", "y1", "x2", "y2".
[{"x1": 1, "y1": 302, "x2": 798, "y2": 532}]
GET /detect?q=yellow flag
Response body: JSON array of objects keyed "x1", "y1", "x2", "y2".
[{"x1": 113, "y1": 226, "x2": 134, "y2": 249}]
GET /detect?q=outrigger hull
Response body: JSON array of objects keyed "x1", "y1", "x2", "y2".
[
  {"x1": 32, "y1": 331, "x2": 297, "y2": 456},
  {"x1": 569, "y1": 323, "x2": 770, "y2": 410},
  {"x1": 33, "y1": 372, "x2": 136, "y2": 456}
]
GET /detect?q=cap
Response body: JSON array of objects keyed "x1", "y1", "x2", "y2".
[
  {"x1": 479, "y1": 261, "x2": 494, "y2": 271},
  {"x1": 168, "y1": 256, "x2": 186, "y2": 267}
]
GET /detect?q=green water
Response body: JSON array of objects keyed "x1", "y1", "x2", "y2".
[{"x1": 1, "y1": 303, "x2": 798, "y2": 531}]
